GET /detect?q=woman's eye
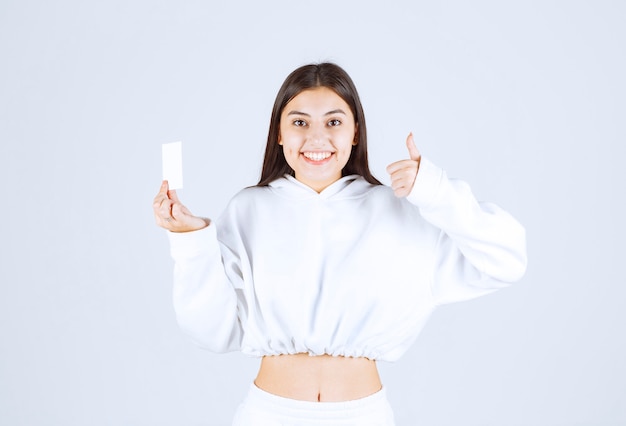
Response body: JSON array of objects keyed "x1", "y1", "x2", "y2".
[
  {"x1": 328, "y1": 119, "x2": 342, "y2": 127},
  {"x1": 293, "y1": 119, "x2": 307, "y2": 127}
]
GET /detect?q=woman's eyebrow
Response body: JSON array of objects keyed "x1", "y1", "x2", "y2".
[
  {"x1": 286, "y1": 109, "x2": 347, "y2": 116},
  {"x1": 325, "y1": 109, "x2": 347, "y2": 116},
  {"x1": 287, "y1": 110, "x2": 310, "y2": 116}
]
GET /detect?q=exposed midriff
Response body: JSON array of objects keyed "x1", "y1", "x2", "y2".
[{"x1": 254, "y1": 353, "x2": 382, "y2": 402}]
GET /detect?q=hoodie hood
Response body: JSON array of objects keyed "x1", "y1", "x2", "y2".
[{"x1": 268, "y1": 174, "x2": 377, "y2": 200}]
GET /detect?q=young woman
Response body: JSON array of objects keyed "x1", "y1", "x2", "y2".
[{"x1": 153, "y1": 63, "x2": 527, "y2": 425}]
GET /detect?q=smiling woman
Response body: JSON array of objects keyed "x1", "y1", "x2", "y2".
[
  {"x1": 257, "y1": 63, "x2": 381, "y2": 189},
  {"x1": 152, "y1": 62, "x2": 527, "y2": 425},
  {"x1": 278, "y1": 87, "x2": 357, "y2": 192}
]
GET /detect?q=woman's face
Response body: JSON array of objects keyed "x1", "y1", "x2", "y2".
[{"x1": 278, "y1": 87, "x2": 357, "y2": 193}]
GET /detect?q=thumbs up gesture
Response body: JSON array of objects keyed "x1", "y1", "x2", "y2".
[{"x1": 386, "y1": 133, "x2": 422, "y2": 198}]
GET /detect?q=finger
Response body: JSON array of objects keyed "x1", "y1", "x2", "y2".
[
  {"x1": 153, "y1": 197, "x2": 170, "y2": 220},
  {"x1": 153, "y1": 180, "x2": 169, "y2": 204},
  {"x1": 155, "y1": 208, "x2": 174, "y2": 228},
  {"x1": 168, "y1": 189, "x2": 180, "y2": 203},
  {"x1": 388, "y1": 164, "x2": 418, "y2": 198},
  {"x1": 386, "y1": 159, "x2": 416, "y2": 175},
  {"x1": 156, "y1": 196, "x2": 173, "y2": 218},
  {"x1": 389, "y1": 175, "x2": 412, "y2": 193},
  {"x1": 171, "y1": 202, "x2": 186, "y2": 219},
  {"x1": 396, "y1": 188, "x2": 410, "y2": 198},
  {"x1": 390, "y1": 181, "x2": 410, "y2": 198},
  {"x1": 158, "y1": 180, "x2": 169, "y2": 197},
  {"x1": 406, "y1": 133, "x2": 421, "y2": 161}
]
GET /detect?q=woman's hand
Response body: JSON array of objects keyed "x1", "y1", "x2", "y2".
[
  {"x1": 153, "y1": 181, "x2": 210, "y2": 232},
  {"x1": 386, "y1": 133, "x2": 422, "y2": 198}
]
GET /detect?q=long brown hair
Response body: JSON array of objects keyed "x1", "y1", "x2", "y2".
[{"x1": 257, "y1": 63, "x2": 381, "y2": 187}]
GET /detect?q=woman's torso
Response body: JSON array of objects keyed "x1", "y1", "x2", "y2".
[
  {"x1": 254, "y1": 353, "x2": 382, "y2": 402},
  {"x1": 218, "y1": 176, "x2": 439, "y2": 362}
]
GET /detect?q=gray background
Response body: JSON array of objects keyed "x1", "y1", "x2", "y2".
[{"x1": 1, "y1": 1, "x2": 624, "y2": 425}]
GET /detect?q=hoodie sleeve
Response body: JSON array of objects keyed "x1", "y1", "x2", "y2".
[
  {"x1": 167, "y1": 224, "x2": 243, "y2": 352},
  {"x1": 406, "y1": 157, "x2": 527, "y2": 305}
]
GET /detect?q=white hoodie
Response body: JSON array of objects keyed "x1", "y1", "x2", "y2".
[{"x1": 167, "y1": 158, "x2": 527, "y2": 362}]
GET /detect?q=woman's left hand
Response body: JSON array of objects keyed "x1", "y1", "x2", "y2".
[{"x1": 386, "y1": 133, "x2": 421, "y2": 198}]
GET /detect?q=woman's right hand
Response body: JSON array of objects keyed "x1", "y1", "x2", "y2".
[{"x1": 153, "y1": 181, "x2": 210, "y2": 232}]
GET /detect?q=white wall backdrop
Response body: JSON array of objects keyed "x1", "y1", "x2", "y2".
[{"x1": 1, "y1": 1, "x2": 624, "y2": 425}]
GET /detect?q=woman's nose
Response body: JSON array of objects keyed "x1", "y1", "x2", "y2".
[{"x1": 306, "y1": 125, "x2": 328, "y2": 144}]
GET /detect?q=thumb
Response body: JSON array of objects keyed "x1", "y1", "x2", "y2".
[
  {"x1": 406, "y1": 132, "x2": 421, "y2": 161},
  {"x1": 168, "y1": 188, "x2": 181, "y2": 203}
]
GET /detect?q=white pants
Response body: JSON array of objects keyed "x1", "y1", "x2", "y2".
[{"x1": 232, "y1": 384, "x2": 396, "y2": 426}]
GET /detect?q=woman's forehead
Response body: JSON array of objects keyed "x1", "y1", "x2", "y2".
[{"x1": 284, "y1": 87, "x2": 351, "y2": 115}]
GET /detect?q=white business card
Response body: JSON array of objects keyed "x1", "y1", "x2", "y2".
[{"x1": 162, "y1": 141, "x2": 183, "y2": 189}]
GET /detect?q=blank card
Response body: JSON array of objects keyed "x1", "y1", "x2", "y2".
[{"x1": 162, "y1": 141, "x2": 183, "y2": 189}]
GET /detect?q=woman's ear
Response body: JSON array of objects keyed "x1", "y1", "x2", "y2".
[
  {"x1": 352, "y1": 124, "x2": 359, "y2": 145},
  {"x1": 278, "y1": 131, "x2": 282, "y2": 145}
]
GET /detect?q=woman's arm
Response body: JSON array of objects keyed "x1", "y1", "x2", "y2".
[
  {"x1": 168, "y1": 226, "x2": 243, "y2": 352},
  {"x1": 153, "y1": 181, "x2": 243, "y2": 352},
  {"x1": 387, "y1": 135, "x2": 527, "y2": 305}
]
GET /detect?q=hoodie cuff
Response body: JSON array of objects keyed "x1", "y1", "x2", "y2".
[
  {"x1": 167, "y1": 224, "x2": 217, "y2": 258},
  {"x1": 405, "y1": 157, "x2": 444, "y2": 208}
]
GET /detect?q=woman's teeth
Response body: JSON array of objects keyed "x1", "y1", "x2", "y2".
[{"x1": 303, "y1": 152, "x2": 332, "y2": 161}]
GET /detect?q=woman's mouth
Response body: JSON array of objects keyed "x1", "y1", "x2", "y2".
[{"x1": 302, "y1": 151, "x2": 333, "y2": 162}]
